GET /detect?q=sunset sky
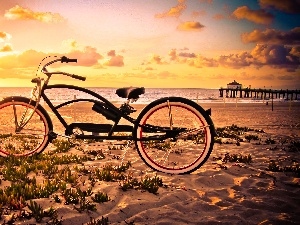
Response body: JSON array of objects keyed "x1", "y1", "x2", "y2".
[{"x1": 0, "y1": 0, "x2": 299, "y2": 88}]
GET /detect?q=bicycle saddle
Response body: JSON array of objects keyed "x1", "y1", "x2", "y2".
[{"x1": 116, "y1": 87, "x2": 145, "y2": 99}]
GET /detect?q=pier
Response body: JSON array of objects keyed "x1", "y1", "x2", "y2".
[{"x1": 219, "y1": 88, "x2": 300, "y2": 100}]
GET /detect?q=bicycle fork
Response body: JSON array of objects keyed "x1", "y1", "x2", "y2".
[{"x1": 12, "y1": 99, "x2": 39, "y2": 133}]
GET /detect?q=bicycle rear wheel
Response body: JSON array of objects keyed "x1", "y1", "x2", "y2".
[
  {"x1": 134, "y1": 97, "x2": 215, "y2": 174},
  {"x1": 0, "y1": 96, "x2": 53, "y2": 157}
]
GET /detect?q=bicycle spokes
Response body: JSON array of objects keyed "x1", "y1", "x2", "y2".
[
  {"x1": 167, "y1": 100, "x2": 173, "y2": 130},
  {"x1": 135, "y1": 98, "x2": 214, "y2": 174}
]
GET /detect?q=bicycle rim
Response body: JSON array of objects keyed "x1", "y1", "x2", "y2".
[
  {"x1": 135, "y1": 100, "x2": 212, "y2": 174},
  {"x1": 0, "y1": 100, "x2": 50, "y2": 157}
]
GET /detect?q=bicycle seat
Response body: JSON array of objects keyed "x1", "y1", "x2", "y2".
[{"x1": 116, "y1": 87, "x2": 145, "y2": 99}]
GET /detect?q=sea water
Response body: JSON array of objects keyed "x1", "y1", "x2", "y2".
[{"x1": 0, "y1": 87, "x2": 298, "y2": 104}]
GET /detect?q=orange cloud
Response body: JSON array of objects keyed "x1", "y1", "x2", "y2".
[
  {"x1": 191, "y1": 10, "x2": 206, "y2": 18},
  {"x1": 0, "y1": 31, "x2": 11, "y2": 42},
  {"x1": 290, "y1": 46, "x2": 300, "y2": 58},
  {"x1": 169, "y1": 44, "x2": 299, "y2": 71},
  {"x1": 67, "y1": 46, "x2": 103, "y2": 66},
  {"x1": 104, "y1": 50, "x2": 124, "y2": 67},
  {"x1": 177, "y1": 21, "x2": 205, "y2": 31},
  {"x1": 232, "y1": 6, "x2": 274, "y2": 25},
  {"x1": 0, "y1": 44, "x2": 13, "y2": 52},
  {"x1": 213, "y1": 14, "x2": 225, "y2": 20},
  {"x1": 0, "y1": 49, "x2": 47, "y2": 70},
  {"x1": 169, "y1": 49, "x2": 198, "y2": 64},
  {"x1": 218, "y1": 52, "x2": 253, "y2": 68},
  {"x1": 150, "y1": 54, "x2": 165, "y2": 64},
  {"x1": 188, "y1": 55, "x2": 218, "y2": 68},
  {"x1": 169, "y1": 49, "x2": 178, "y2": 61},
  {"x1": 155, "y1": 0, "x2": 186, "y2": 18},
  {"x1": 0, "y1": 45, "x2": 103, "y2": 71},
  {"x1": 107, "y1": 50, "x2": 116, "y2": 57},
  {"x1": 242, "y1": 27, "x2": 300, "y2": 45},
  {"x1": 4, "y1": 5, "x2": 65, "y2": 23},
  {"x1": 259, "y1": 0, "x2": 300, "y2": 14}
]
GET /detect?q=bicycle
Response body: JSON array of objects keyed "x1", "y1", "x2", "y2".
[{"x1": 0, "y1": 56, "x2": 216, "y2": 174}]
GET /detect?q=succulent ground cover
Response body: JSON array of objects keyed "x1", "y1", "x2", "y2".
[
  {"x1": 0, "y1": 139, "x2": 163, "y2": 224},
  {"x1": 213, "y1": 124, "x2": 300, "y2": 176},
  {"x1": 0, "y1": 124, "x2": 299, "y2": 224}
]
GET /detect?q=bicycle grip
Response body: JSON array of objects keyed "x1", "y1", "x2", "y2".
[
  {"x1": 61, "y1": 56, "x2": 77, "y2": 63},
  {"x1": 68, "y1": 58, "x2": 77, "y2": 63},
  {"x1": 71, "y1": 74, "x2": 86, "y2": 81}
]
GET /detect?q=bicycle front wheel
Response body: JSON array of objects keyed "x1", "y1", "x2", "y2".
[
  {"x1": 134, "y1": 97, "x2": 215, "y2": 174},
  {"x1": 0, "y1": 96, "x2": 53, "y2": 157}
]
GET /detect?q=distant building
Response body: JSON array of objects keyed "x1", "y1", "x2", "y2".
[{"x1": 227, "y1": 80, "x2": 242, "y2": 89}]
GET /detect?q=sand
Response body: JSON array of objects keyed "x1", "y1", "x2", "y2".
[{"x1": 1, "y1": 100, "x2": 300, "y2": 224}]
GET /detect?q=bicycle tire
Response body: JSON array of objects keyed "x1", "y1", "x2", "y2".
[
  {"x1": 134, "y1": 97, "x2": 215, "y2": 174},
  {"x1": 0, "y1": 96, "x2": 53, "y2": 157}
]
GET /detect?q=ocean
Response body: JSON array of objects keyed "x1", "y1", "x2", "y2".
[{"x1": 0, "y1": 87, "x2": 297, "y2": 105}]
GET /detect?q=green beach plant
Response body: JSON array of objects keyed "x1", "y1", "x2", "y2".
[
  {"x1": 86, "y1": 216, "x2": 109, "y2": 225},
  {"x1": 91, "y1": 191, "x2": 110, "y2": 203}
]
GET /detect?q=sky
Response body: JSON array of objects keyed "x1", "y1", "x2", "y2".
[{"x1": 0, "y1": 0, "x2": 299, "y2": 88}]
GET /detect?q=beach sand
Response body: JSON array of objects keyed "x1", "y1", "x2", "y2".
[{"x1": 1, "y1": 101, "x2": 300, "y2": 224}]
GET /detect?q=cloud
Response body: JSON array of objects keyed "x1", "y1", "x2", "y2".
[
  {"x1": 191, "y1": 10, "x2": 206, "y2": 18},
  {"x1": 155, "y1": 0, "x2": 186, "y2": 18},
  {"x1": 0, "y1": 50, "x2": 48, "y2": 77},
  {"x1": 4, "y1": 5, "x2": 65, "y2": 23},
  {"x1": 169, "y1": 49, "x2": 196, "y2": 61},
  {"x1": 250, "y1": 44, "x2": 299, "y2": 70},
  {"x1": 277, "y1": 75, "x2": 295, "y2": 80},
  {"x1": 178, "y1": 52, "x2": 196, "y2": 58},
  {"x1": 188, "y1": 55, "x2": 219, "y2": 68},
  {"x1": 0, "y1": 31, "x2": 11, "y2": 42},
  {"x1": 150, "y1": 54, "x2": 166, "y2": 64},
  {"x1": 242, "y1": 27, "x2": 300, "y2": 45},
  {"x1": 0, "y1": 44, "x2": 13, "y2": 52},
  {"x1": 68, "y1": 46, "x2": 103, "y2": 66},
  {"x1": 290, "y1": 46, "x2": 300, "y2": 58},
  {"x1": 213, "y1": 14, "x2": 225, "y2": 20},
  {"x1": 232, "y1": 6, "x2": 274, "y2": 25},
  {"x1": 169, "y1": 49, "x2": 177, "y2": 61},
  {"x1": 180, "y1": 47, "x2": 189, "y2": 51},
  {"x1": 259, "y1": 0, "x2": 300, "y2": 14},
  {"x1": 0, "y1": 45, "x2": 103, "y2": 71},
  {"x1": 177, "y1": 21, "x2": 205, "y2": 31},
  {"x1": 107, "y1": 50, "x2": 116, "y2": 57},
  {"x1": 61, "y1": 40, "x2": 103, "y2": 66},
  {"x1": 178, "y1": 44, "x2": 299, "y2": 71},
  {"x1": 218, "y1": 52, "x2": 253, "y2": 68},
  {"x1": 104, "y1": 50, "x2": 124, "y2": 67}
]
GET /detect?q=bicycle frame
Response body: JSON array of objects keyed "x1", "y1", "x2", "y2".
[{"x1": 41, "y1": 83, "x2": 141, "y2": 141}]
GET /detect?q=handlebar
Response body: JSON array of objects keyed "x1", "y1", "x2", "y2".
[
  {"x1": 71, "y1": 74, "x2": 86, "y2": 81},
  {"x1": 61, "y1": 56, "x2": 77, "y2": 63},
  {"x1": 40, "y1": 56, "x2": 86, "y2": 81}
]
